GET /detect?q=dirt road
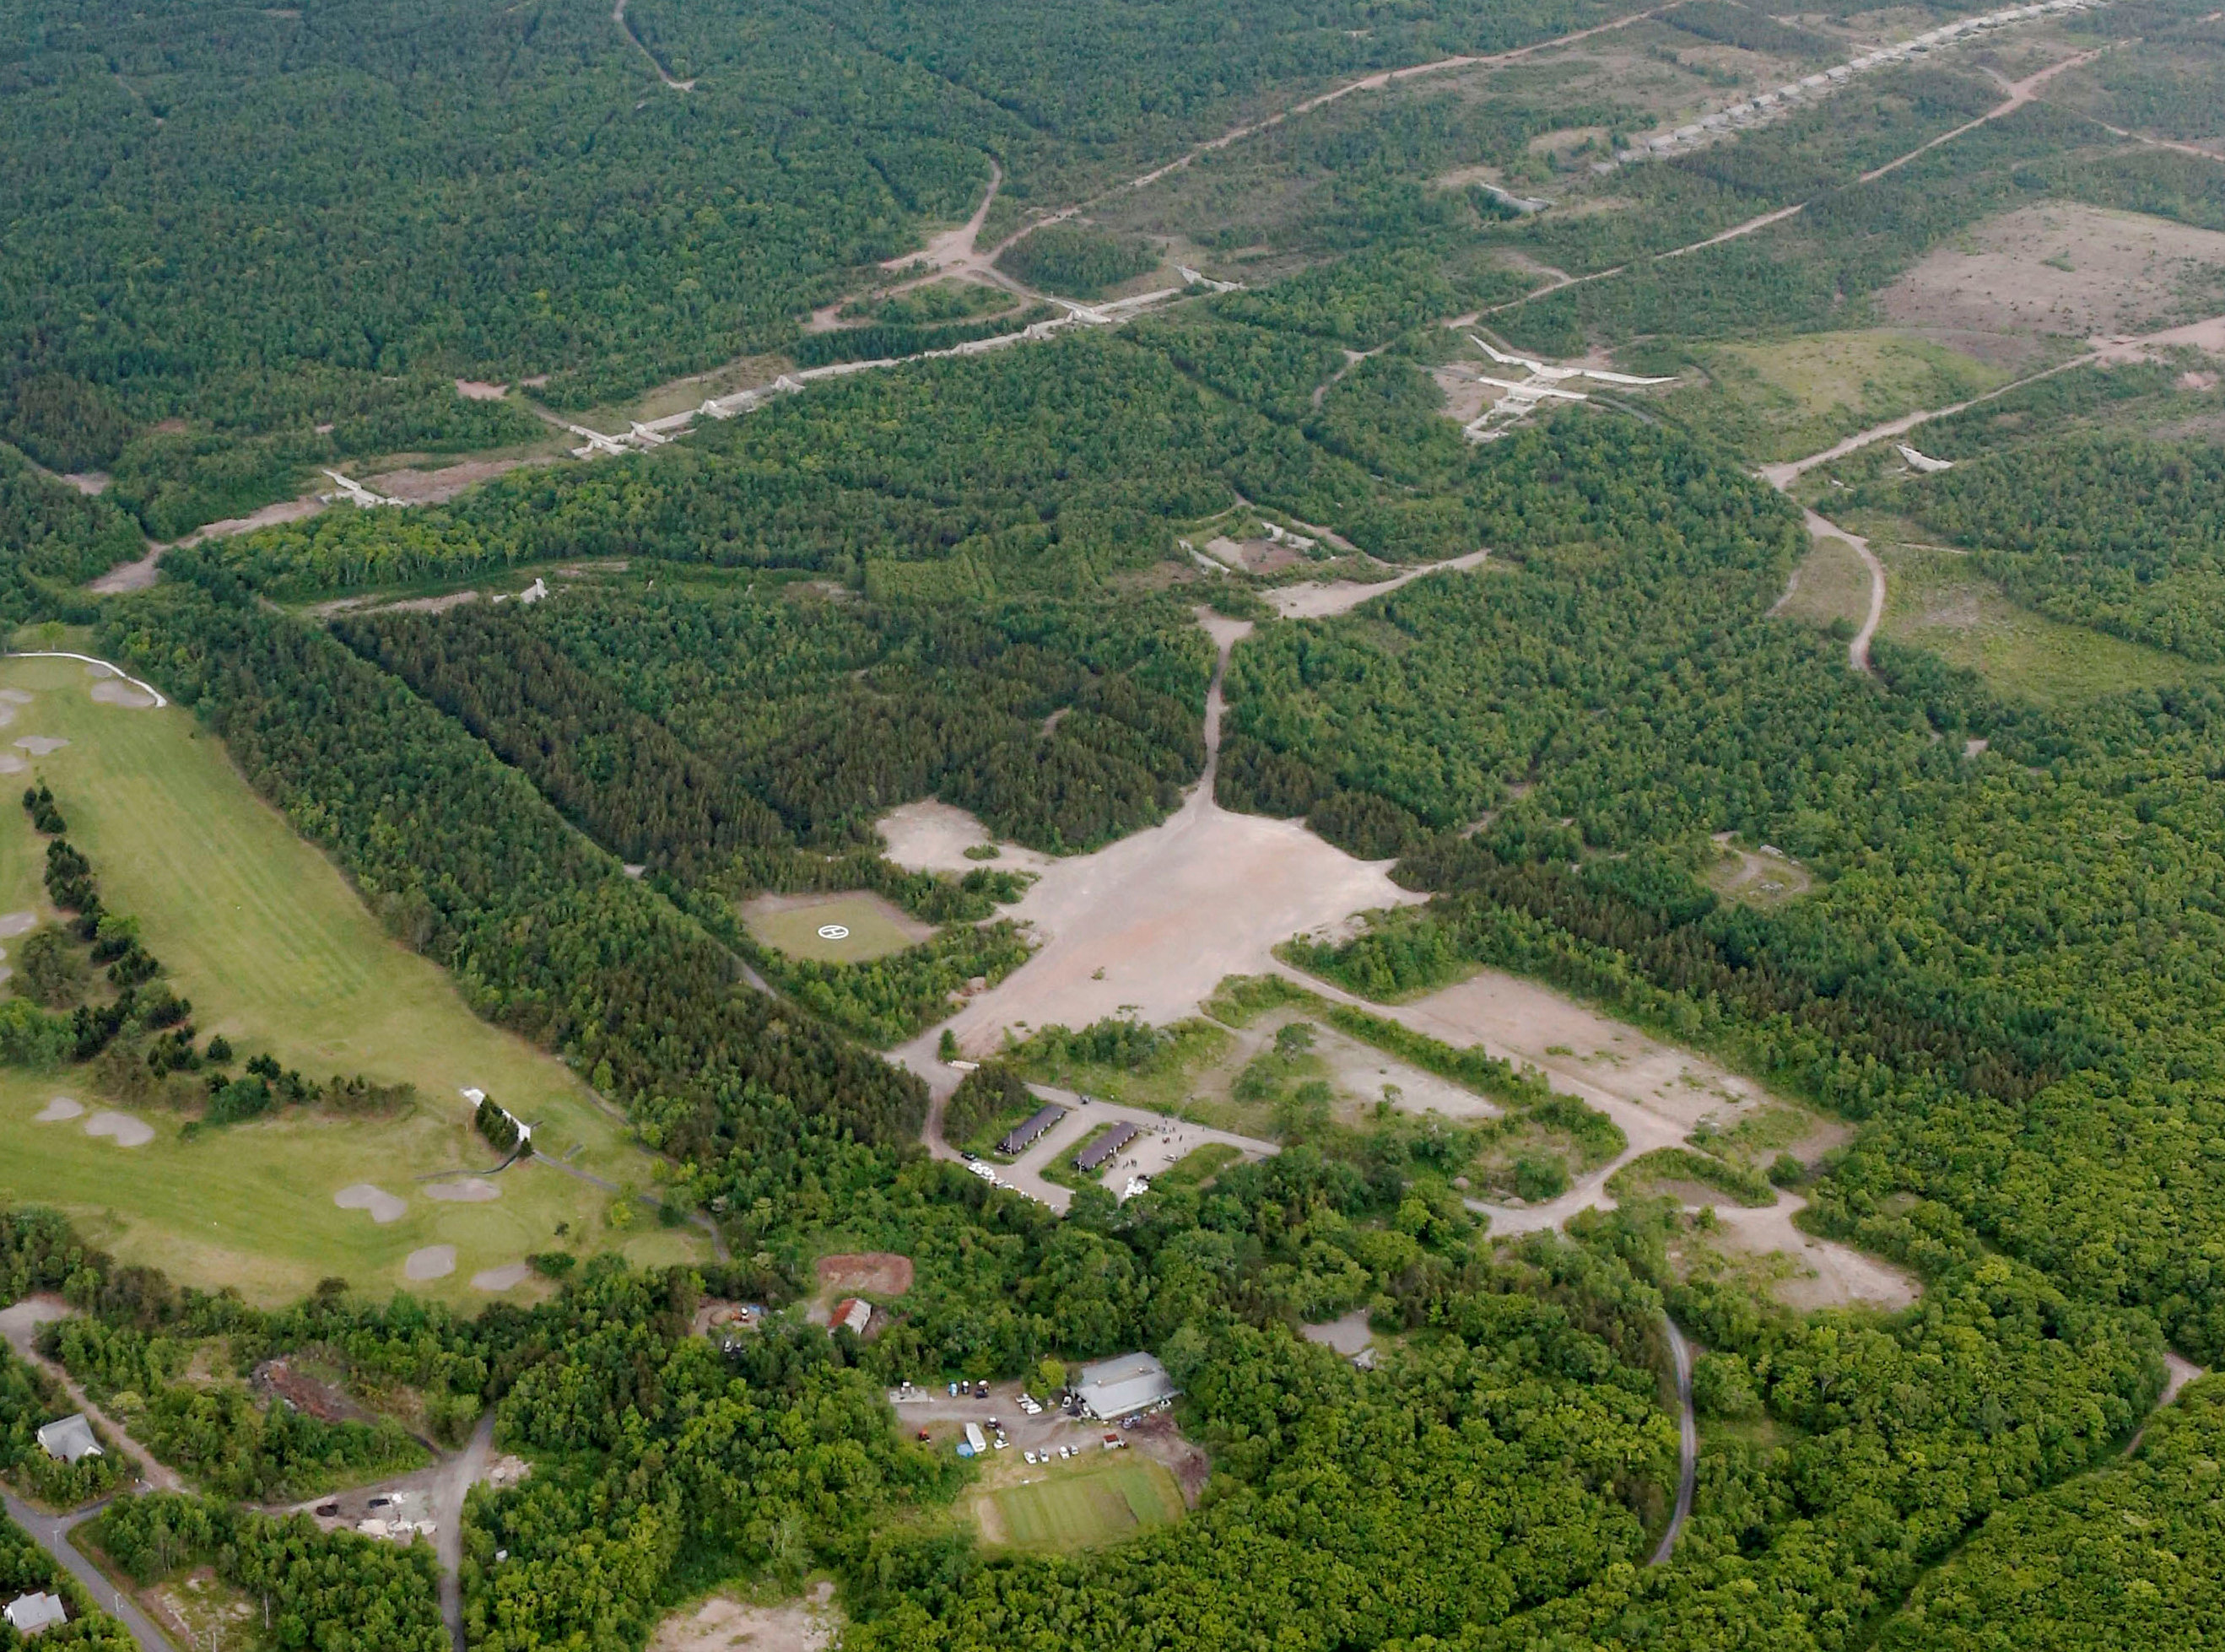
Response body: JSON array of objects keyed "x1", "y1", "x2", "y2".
[
  {"x1": 613, "y1": 0, "x2": 692, "y2": 91},
  {"x1": 0, "y1": 1298, "x2": 185, "y2": 1493},
  {"x1": 1792, "y1": 509, "x2": 1885, "y2": 675}
]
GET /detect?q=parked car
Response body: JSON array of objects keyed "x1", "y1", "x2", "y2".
[{"x1": 1023, "y1": 1450, "x2": 1037, "y2": 1465}]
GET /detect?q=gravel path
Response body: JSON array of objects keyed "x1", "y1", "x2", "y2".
[{"x1": 1650, "y1": 1317, "x2": 1697, "y2": 1566}]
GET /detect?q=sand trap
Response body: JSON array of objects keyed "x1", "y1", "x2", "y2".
[
  {"x1": 424, "y1": 1176, "x2": 501, "y2": 1203},
  {"x1": 35, "y1": 1097, "x2": 84, "y2": 1123},
  {"x1": 89, "y1": 680, "x2": 158, "y2": 708},
  {"x1": 470, "y1": 1262, "x2": 531, "y2": 1291},
  {"x1": 403, "y1": 1245, "x2": 456, "y2": 1281},
  {"x1": 84, "y1": 1109, "x2": 154, "y2": 1147},
  {"x1": 0, "y1": 690, "x2": 31, "y2": 704},
  {"x1": 334, "y1": 1184, "x2": 408, "y2": 1223},
  {"x1": 14, "y1": 737, "x2": 68, "y2": 756},
  {"x1": 0, "y1": 702, "x2": 15, "y2": 728},
  {"x1": 0, "y1": 912, "x2": 36, "y2": 939},
  {"x1": 0, "y1": 755, "x2": 27, "y2": 775}
]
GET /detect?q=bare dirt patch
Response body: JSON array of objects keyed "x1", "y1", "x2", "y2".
[
  {"x1": 1706, "y1": 1194, "x2": 1920, "y2": 1312},
  {"x1": 1881, "y1": 204, "x2": 2225, "y2": 340},
  {"x1": 453, "y1": 379, "x2": 509, "y2": 401},
  {"x1": 424, "y1": 1176, "x2": 501, "y2": 1203},
  {"x1": 649, "y1": 1585, "x2": 840, "y2": 1652},
  {"x1": 365, "y1": 456, "x2": 557, "y2": 505},
  {"x1": 1126, "y1": 1410, "x2": 1211, "y2": 1505},
  {"x1": 1704, "y1": 837, "x2": 1813, "y2": 908},
  {"x1": 1302, "y1": 1309, "x2": 1375, "y2": 1358},
  {"x1": 814, "y1": 1252, "x2": 915, "y2": 1298},
  {"x1": 878, "y1": 799, "x2": 1056, "y2": 876},
  {"x1": 89, "y1": 679, "x2": 158, "y2": 708}
]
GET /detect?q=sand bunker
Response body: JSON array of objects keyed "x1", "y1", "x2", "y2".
[
  {"x1": 424, "y1": 1177, "x2": 501, "y2": 1203},
  {"x1": 14, "y1": 737, "x2": 68, "y2": 756},
  {"x1": 0, "y1": 702, "x2": 15, "y2": 728},
  {"x1": 403, "y1": 1245, "x2": 456, "y2": 1281},
  {"x1": 84, "y1": 1109, "x2": 154, "y2": 1147},
  {"x1": 0, "y1": 755, "x2": 24, "y2": 775},
  {"x1": 334, "y1": 1184, "x2": 408, "y2": 1224},
  {"x1": 0, "y1": 690, "x2": 31, "y2": 704},
  {"x1": 89, "y1": 679, "x2": 158, "y2": 708},
  {"x1": 0, "y1": 911, "x2": 37, "y2": 939},
  {"x1": 35, "y1": 1097, "x2": 84, "y2": 1123},
  {"x1": 471, "y1": 1262, "x2": 531, "y2": 1291}
]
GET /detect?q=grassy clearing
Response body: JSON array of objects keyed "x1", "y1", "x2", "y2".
[
  {"x1": 983, "y1": 1453, "x2": 1185, "y2": 1550},
  {"x1": 1877, "y1": 544, "x2": 2204, "y2": 707},
  {"x1": 1671, "y1": 330, "x2": 2011, "y2": 464},
  {"x1": 1770, "y1": 533, "x2": 1871, "y2": 634},
  {"x1": 0, "y1": 651, "x2": 703, "y2": 1304},
  {"x1": 741, "y1": 891, "x2": 930, "y2": 963}
]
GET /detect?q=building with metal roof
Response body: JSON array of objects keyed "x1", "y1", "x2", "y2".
[{"x1": 1075, "y1": 1352, "x2": 1179, "y2": 1420}]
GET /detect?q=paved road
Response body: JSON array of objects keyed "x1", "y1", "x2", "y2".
[
  {"x1": 1, "y1": 1491, "x2": 181, "y2": 1652},
  {"x1": 1649, "y1": 1317, "x2": 1698, "y2": 1566}
]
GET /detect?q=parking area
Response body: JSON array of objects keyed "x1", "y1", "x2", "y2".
[{"x1": 890, "y1": 1377, "x2": 1158, "y2": 1460}]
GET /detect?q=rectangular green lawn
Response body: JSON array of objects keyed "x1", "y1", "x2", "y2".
[
  {"x1": 990, "y1": 1455, "x2": 1185, "y2": 1549},
  {"x1": 0, "y1": 649, "x2": 704, "y2": 1304},
  {"x1": 741, "y1": 891, "x2": 930, "y2": 962}
]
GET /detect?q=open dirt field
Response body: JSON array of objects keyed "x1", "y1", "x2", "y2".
[
  {"x1": 740, "y1": 890, "x2": 932, "y2": 963},
  {"x1": 891, "y1": 619, "x2": 1419, "y2": 1054},
  {"x1": 1706, "y1": 1193, "x2": 1920, "y2": 1311},
  {"x1": 1881, "y1": 204, "x2": 2225, "y2": 341},
  {"x1": 878, "y1": 799, "x2": 1057, "y2": 875},
  {"x1": 1266, "y1": 549, "x2": 1491, "y2": 619},
  {"x1": 814, "y1": 1252, "x2": 915, "y2": 1297},
  {"x1": 648, "y1": 1585, "x2": 840, "y2": 1652},
  {"x1": 365, "y1": 455, "x2": 558, "y2": 505}
]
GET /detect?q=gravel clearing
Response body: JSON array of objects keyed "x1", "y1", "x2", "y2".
[{"x1": 334, "y1": 1183, "x2": 408, "y2": 1223}]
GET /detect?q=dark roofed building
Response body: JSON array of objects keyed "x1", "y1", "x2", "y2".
[
  {"x1": 997, "y1": 1103, "x2": 1067, "y2": 1157},
  {"x1": 1074, "y1": 1121, "x2": 1140, "y2": 1174}
]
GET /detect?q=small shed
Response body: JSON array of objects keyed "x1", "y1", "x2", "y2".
[
  {"x1": 964, "y1": 1423, "x2": 988, "y2": 1455},
  {"x1": 4, "y1": 1593, "x2": 67, "y2": 1636},
  {"x1": 997, "y1": 1104, "x2": 1067, "y2": 1157},
  {"x1": 1075, "y1": 1352, "x2": 1180, "y2": 1420},
  {"x1": 830, "y1": 1297, "x2": 872, "y2": 1336},
  {"x1": 35, "y1": 1414, "x2": 100, "y2": 1464}
]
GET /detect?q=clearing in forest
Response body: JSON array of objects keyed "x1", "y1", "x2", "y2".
[
  {"x1": 741, "y1": 890, "x2": 933, "y2": 963},
  {"x1": 0, "y1": 651, "x2": 703, "y2": 1304},
  {"x1": 1881, "y1": 204, "x2": 2225, "y2": 343},
  {"x1": 978, "y1": 1453, "x2": 1186, "y2": 1550},
  {"x1": 1876, "y1": 543, "x2": 2204, "y2": 705}
]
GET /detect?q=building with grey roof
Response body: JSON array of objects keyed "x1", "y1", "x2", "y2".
[
  {"x1": 1075, "y1": 1121, "x2": 1140, "y2": 1174},
  {"x1": 4, "y1": 1592, "x2": 67, "y2": 1635},
  {"x1": 35, "y1": 1414, "x2": 100, "y2": 1464},
  {"x1": 1075, "y1": 1352, "x2": 1179, "y2": 1420}
]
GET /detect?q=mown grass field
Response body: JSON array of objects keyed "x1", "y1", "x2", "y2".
[
  {"x1": 986, "y1": 1454, "x2": 1185, "y2": 1550},
  {"x1": 741, "y1": 891, "x2": 928, "y2": 963},
  {"x1": 0, "y1": 651, "x2": 703, "y2": 1304}
]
